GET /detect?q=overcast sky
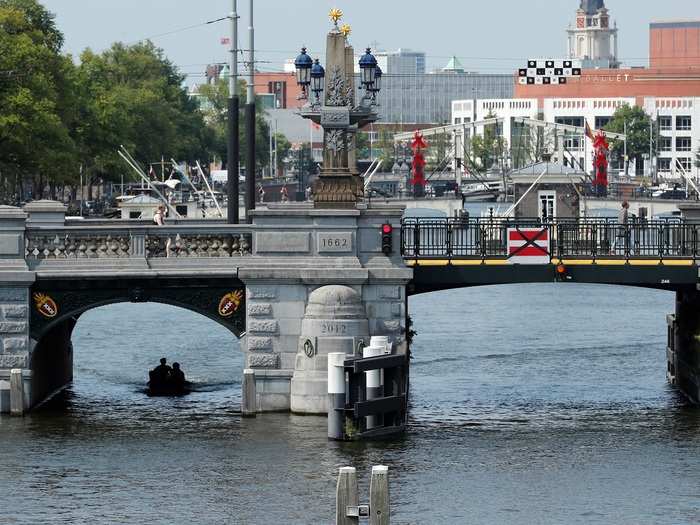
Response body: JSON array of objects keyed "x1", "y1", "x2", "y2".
[{"x1": 42, "y1": 0, "x2": 699, "y2": 83}]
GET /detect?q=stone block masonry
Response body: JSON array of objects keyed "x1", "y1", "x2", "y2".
[{"x1": 0, "y1": 285, "x2": 31, "y2": 413}]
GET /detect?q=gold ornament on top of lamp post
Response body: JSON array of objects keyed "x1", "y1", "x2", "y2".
[
  {"x1": 340, "y1": 24, "x2": 352, "y2": 38},
  {"x1": 329, "y1": 8, "x2": 343, "y2": 26}
]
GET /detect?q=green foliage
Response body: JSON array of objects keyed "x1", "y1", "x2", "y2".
[
  {"x1": 0, "y1": 0, "x2": 77, "y2": 199},
  {"x1": 470, "y1": 112, "x2": 508, "y2": 171},
  {"x1": 75, "y1": 41, "x2": 213, "y2": 184},
  {"x1": 604, "y1": 104, "x2": 656, "y2": 172},
  {"x1": 196, "y1": 78, "x2": 272, "y2": 173}
]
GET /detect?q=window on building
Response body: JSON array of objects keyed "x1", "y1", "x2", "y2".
[
  {"x1": 659, "y1": 137, "x2": 672, "y2": 152},
  {"x1": 658, "y1": 158, "x2": 671, "y2": 172},
  {"x1": 595, "y1": 116, "x2": 611, "y2": 129},
  {"x1": 677, "y1": 158, "x2": 692, "y2": 172},
  {"x1": 676, "y1": 116, "x2": 692, "y2": 131},
  {"x1": 538, "y1": 191, "x2": 556, "y2": 221},
  {"x1": 659, "y1": 116, "x2": 672, "y2": 131},
  {"x1": 454, "y1": 117, "x2": 462, "y2": 124},
  {"x1": 676, "y1": 137, "x2": 692, "y2": 152}
]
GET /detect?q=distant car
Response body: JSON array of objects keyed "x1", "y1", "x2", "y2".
[{"x1": 658, "y1": 190, "x2": 686, "y2": 200}]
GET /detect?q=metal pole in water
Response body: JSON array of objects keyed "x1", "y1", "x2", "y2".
[
  {"x1": 227, "y1": 0, "x2": 240, "y2": 224},
  {"x1": 244, "y1": 0, "x2": 256, "y2": 222},
  {"x1": 363, "y1": 345, "x2": 384, "y2": 430},
  {"x1": 328, "y1": 352, "x2": 346, "y2": 440}
]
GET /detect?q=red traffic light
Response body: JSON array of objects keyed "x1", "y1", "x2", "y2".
[{"x1": 382, "y1": 224, "x2": 393, "y2": 234}]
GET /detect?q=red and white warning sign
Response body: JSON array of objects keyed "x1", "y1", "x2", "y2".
[{"x1": 507, "y1": 228, "x2": 550, "y2": 264}]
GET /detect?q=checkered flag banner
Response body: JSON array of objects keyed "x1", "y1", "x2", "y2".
[{"x1": 518, "y1": 59, "x2": 582, "y2": 85}]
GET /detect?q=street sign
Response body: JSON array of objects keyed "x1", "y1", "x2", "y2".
[{"x1": 507, "y1": 228, "x2": 550, "y2": 265}]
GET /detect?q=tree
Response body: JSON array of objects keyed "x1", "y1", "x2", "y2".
[
  {"x1": 196, "y1": 78, "x2": 274, "y2": 175},
  {"x1": 0, "y1": 0, "x2": 79, "y2": 202},
  {"x1": 604, "y1": 104, "x2": 656, "y2": 176},
  {"x1": 470, "y1": 112, "x2": 508, "y2": 171},
  {"x1": 75, "y1": 41, "x2": 213, "y2": 191}
]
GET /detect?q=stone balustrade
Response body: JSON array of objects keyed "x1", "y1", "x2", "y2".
[{"x1": 25, "y1": 227, "x2": 253, "y2": 260}]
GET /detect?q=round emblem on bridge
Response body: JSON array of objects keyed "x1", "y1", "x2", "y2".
[
  {"x1": 33, "y1": 293, "x2": 58, "y2": 319},
  {"x1": 218, "y1": 290, "x2": 244, "y2": 318},
  {"x1": 303, "y1": 339, "x2": 315, "y2": 358}
]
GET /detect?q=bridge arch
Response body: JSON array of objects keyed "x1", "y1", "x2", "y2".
[{"x1": 30, "y1": 277, "x2": 246, "y2": 342}]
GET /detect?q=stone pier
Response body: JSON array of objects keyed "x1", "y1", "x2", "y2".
[{"x1": 668, "y1": 289, "x2": 700, "y2": 404}]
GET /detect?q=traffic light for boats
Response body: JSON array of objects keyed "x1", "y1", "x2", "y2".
[{"x1": 381, "y1": 224, "x2": 393, "y2": 256}]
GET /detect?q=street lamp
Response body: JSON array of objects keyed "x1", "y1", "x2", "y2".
[
  {"x1": 359, "y1": 47, "x2": 378, "y2": 93},
  {"x1": 292, "y1": 10, "x2": 381, "y2": 208},
  {"x1": 310, "y1": 58, "x2": 325, "y2": 107},
  {"x1": 294, "y1": 47, "x2": 313, "y2": 99},
  {"x1": 370, "y1": 65, "x2": 382, "y2": 102}
]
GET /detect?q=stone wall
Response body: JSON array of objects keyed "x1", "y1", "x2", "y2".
[{"x1": 0, "y1": 286, "x2": 31, "y2": 413}]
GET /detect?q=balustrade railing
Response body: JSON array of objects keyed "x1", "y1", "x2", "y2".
[
  {"x1": 401, "y1": 217, "x2": 700, "y2": 260},
  {"x1": 25, "y1": 226, "x2": 253, "y2": 260}
]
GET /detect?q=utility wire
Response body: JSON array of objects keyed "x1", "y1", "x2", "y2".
[{"x1": 126, "y1": 16, "x2": 229, "y2": 45}]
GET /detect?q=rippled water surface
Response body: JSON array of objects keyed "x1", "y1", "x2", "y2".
[{"x1": 1, "y1": 284, "x2": 699, "y2": 524}]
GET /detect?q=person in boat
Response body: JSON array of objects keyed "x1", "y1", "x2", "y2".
[
  {"x1": 170, "y1": 362, "x2": 186, "y2": 390},
  {"x1": 149, "y1": 357, "x2": 171, "y2": 387}
]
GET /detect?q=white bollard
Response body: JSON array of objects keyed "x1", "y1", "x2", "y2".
[
  {"x1": 370, "y1": 336, "x2": 391, "y2": 354},
  {"x1": 10, "y1": 369, "x2": 24, "y2": 416},
  {"x1": 363, "y1": 345, "x2": 384, "y2": 430},
  {"x1": 328, "y1": 353, "x2": 347, "y2": 440}
]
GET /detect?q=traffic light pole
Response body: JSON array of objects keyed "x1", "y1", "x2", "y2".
[
  {"x1": 244, "y1": 0, "x2": 256, "y2": 223},
  {"x1": 227, "y1": 0, "x2": 240, "y2": 224}
]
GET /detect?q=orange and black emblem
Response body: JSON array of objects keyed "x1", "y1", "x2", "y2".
[
  {"x1": 33, "y1": 293, "x2": 58, "y2": 319},
  {"x1": 218, "y1": 290, "x2": 244, "y2": 318}
]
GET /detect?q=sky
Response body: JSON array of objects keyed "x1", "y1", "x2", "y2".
[{"x1": 41, "y1": 0, "x2": 700, "y2": 84}]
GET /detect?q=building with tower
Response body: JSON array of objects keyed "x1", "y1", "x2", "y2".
[{"x1": 567, "y1": 0, "x2": 619, "y2": 69}]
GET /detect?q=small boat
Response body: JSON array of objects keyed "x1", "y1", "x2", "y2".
[
  {"x1": 147, "y1": 380, "x2": 191, "y2": 397},
  {"x1": 147, "y1": 369, "x2": 190, "y2": 397}
]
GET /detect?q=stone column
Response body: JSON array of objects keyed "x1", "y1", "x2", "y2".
[
  {"x1": 672, "y1": 289, "x2": 700, "y2": 404},
  {"x1": 0, "y1": 206, "x2": 35, "y2": 414}
]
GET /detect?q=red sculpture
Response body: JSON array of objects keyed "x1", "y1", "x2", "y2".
[
  {"x1": 592, "y1": 130, "x2": 609, "y2": 194},
  {"x1": 410, "y1": 131, "x2": 428, "y2": 197}
]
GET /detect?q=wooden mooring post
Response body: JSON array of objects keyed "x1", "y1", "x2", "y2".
[{"x1": 335, "y1": 465, "x2": 390, "y2": 525}]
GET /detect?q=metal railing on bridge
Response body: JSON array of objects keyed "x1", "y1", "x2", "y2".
[{"x1": 401, "y1": 217, "x2": 700, "y2": 261}]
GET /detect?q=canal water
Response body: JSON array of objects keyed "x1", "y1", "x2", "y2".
[{"x1": 1, "y1": 284, "x2": 699, "y2": 524}]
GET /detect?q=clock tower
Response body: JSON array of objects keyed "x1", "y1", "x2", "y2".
[{"x1": 567, "y1": 0, "x2": 619, "y2": 68}]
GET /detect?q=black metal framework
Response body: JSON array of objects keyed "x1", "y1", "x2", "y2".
[{"x1": 401, "y1": 217, "x2": 700, "y2": 262}]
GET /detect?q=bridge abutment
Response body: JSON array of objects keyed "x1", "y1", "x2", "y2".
[
  {"x1": 669, "y1": 289, "x2": 700, "y2": 404},
  {"x1": 0, "y1": 206, "x2": 34, "y2": 414}
]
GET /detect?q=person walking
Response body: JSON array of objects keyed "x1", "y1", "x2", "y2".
[
  {"x1": 153, "y1": 204, "x2": 172, "y2": 257},
  {"x1": 612, "y1": 201, "x2": 630, "y2": 255},
  {"x1": 153, "y1": 205, "x2": 166, "y2": 225}
]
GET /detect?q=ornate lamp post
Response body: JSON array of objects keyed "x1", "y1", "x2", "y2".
[{"x1": 294, "y1": 8, "x2": 381, "y2": 208}]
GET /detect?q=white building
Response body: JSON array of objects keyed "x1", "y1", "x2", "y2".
[
  {"x1": 567, "y1": 0, "x2": 619, "y2": 69},
  {"x1": 451, "y1": 96, "x2": 700, "y2": 181}
]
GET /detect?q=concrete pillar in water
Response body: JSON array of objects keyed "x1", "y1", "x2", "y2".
[
  {"x1": 671, "y1": 289, "x2": 700, "y2": 404},
  {"x1": 10, "y1": 368, "x2": 25, "y2": 416},
  {"x1": 241, "y1": 369, "x2": 257, "y2": 417},
  {"x1": 291, "y1": 285, "x2": 369, "y2": 414}
]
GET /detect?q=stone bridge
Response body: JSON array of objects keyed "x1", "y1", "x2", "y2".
[
  {"x1": 2, "y1": 201, "x2": 700, "y2": 419},
  {"x1": 0, "y1": 201, "x2": 411, "y2": 415}
]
